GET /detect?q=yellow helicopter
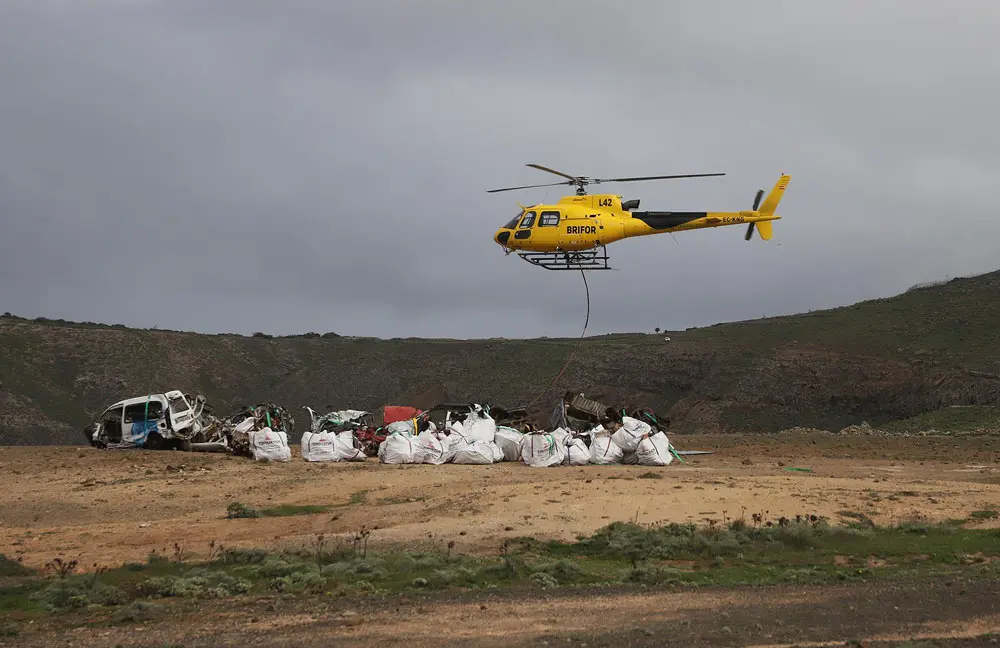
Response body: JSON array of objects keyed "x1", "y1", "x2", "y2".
[{"x1": 489, "y1": 164, "x2": 790, "y2": 270}]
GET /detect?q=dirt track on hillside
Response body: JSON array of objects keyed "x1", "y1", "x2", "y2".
[{"x1": 3, "y1": 432, "x2": 999, "y2": 571}]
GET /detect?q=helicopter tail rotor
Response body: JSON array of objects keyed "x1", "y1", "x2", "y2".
[
  {"x1": 744, "y1": 189, "x2": 765, "y2": 240},
  {"x1": 744, "y1": 175, "x2": 790, "y2": 241}
]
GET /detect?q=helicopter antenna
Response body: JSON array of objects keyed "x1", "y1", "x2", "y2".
[{"x1": 487, "y1": 164, "x2": 726, "y2": 196}]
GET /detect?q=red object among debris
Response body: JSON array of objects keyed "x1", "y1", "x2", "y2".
[{"x1": 382, "y1": 405, "x2": 422, "y2": 425}]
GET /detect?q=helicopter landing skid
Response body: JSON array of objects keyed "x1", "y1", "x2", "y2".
[{"x1": 517, "y1": 246, "x2": 613, "y2": 271}]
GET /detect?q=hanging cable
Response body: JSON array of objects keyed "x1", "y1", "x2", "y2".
[{"x1": 529, "y1": 269, "x2": 591, "y2": 409}]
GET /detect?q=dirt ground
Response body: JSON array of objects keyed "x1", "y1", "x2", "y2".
[
  {"x1": 3, "y1": 432, "x2": 1000, "y2": 571},
  {"x1": 7, "y1": 576, "x2": 1000, "y2": 647},
  {"x1": 3, "y1": 432, "x2": 1000, "y2": 646}
]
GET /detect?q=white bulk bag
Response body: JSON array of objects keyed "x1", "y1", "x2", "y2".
[
  {"x1": 489, "y1": 441, "x2": 504, "y2": 462},
  {"x1": 462, "y1": 410, "x2": 497, "y2": 444},
  {"x1": 589, "y1": 434, "x2": 624, "y2": 464},
  {"x1": 335, "y1": 430, "x2": 367, "y2": 462},
  {"x1": 494, "y1": 426, "x2": 524, "y2": 462},
  {"x1": 611, "y1": 416, "x2": 652, "y2": 452},
  {"x1": 549, "y1": 427, "x2": 571, "y2": 446},
  {"x1": 563, "y1": 436, "x2": 590, "y2": 466},
  {"x1": 447, "y1": 420, "x2": 469, "y2": 444},
  {"x1": 452, "y1": 440, "x2": 500, "y2": 465},
  {"x1": 634, "y1": 431, "x2": 673, "y2": 466},
  {"x1": 520, "y1": 432, "x2": 566, "y2": 468},
  {"x1": 414, "y1": 430, "x2": 448, "y2": 465},
  {"x1": 378, "y1": 430, "x2": 416, "y2": 464},
  {"x1": 250, "y1": 427, "x2": 291, "y2": 462},
  {"x1": 439, "y1": 430, "x2": 465, "y2": 463},
  {"x1": 300, "y1": 431, "x2": 339, "y2": 462}
]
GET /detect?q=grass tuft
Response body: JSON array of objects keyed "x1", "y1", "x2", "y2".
[
  {"x1": 259, "y1": 504, "x2": 331, "y2": 518},
  {"x1": 0, "y1": 554, "x2": 33, "y2": 578}
]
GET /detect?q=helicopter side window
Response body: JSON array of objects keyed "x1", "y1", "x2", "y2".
[
  {"x1": 519, "y1": 211, "x2": 536, "y2": 228},
  {"x1": 539, "y1": 211, "x2": 560, "y2": 227}
]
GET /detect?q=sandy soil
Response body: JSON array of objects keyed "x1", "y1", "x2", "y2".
[{"x1": 2, "y1": 432, "x2": 999, "y2": 571}]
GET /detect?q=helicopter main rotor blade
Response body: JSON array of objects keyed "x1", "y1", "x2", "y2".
[
  {"x1": 596, "y1": 172, "x2": 726, "y2": 183},
  {"x1": 526, "y1": 164, "x2": 580, "y2": 182},
  {"x1": 486, "y1": 180, "x2": 573, "y2": 193},
  {"x1": 488, "y1": 166, "x2": 725, "y2": 194}
]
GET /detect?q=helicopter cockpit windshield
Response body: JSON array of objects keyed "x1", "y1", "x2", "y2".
[{"x1": 502, "y1": 213, "x2": 522, "y2": 229}]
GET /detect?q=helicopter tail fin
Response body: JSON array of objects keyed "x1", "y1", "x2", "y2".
[
  {"x1": 754, "y1": 221, "x2": 773, "y2": 240},
  {"x1": 758, "y1": 174, "x2": 790, "y2": 216}
]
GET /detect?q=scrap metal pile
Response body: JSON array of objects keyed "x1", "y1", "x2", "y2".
[
  {"x1": 84, "y1": 389, "x2": 681, "y2": 468},
  {"x1": 212, "y1": 402, "x2": 296, "y2": 460}
]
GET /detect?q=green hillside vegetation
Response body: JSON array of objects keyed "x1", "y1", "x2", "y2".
[
  {"x1": 879, "y1": 405, "x2": 1000, "y2": 435},
  {"x1": 3, "y1": 269, "x2": 1000, "y2": 445}
]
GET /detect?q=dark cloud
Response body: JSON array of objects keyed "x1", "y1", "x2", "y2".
[{"x1": 1, "y1": 1, "x2": 998, "y2": 339}]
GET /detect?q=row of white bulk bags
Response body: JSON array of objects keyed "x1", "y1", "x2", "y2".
[
  {"x1": 521, "y1": 428, "x2": 593, "y2": 467},
  {"x1": 521, "y1": 418, "x2": 673, "y2": 467},
  {"x1": 371, "y1": 410, "x2": 672, "y2": 468},
  {"x1": 376, "y1": 417, "x2": 505, "y2": 465},
  {"x1": 425, "y1": 408, "x2": 504, "y2": 465}
]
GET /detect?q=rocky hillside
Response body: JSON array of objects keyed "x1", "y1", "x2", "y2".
[{"x1": 4, "y1": 269, "x2": 1000, "y2": 445}]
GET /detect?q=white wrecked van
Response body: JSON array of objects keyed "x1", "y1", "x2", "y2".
[{"x1": 84, "y1": 390, "x2": 213, "y2": 450}]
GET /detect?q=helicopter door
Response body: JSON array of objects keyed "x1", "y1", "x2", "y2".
[{"x1": 513, "y1": 211, "x2": 536, "y2": 240}]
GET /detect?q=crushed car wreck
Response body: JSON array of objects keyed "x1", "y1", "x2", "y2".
[
  {"x1": 83, "y1": 390, "x2": 216, "y2": 450},
  {"x1": 84, "y1": 393, "x2": 296, "y2": 462}
]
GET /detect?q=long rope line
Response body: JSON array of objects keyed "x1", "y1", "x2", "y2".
[{"x1": 529, "y1": 269, "x2": 590, "y2": 409}]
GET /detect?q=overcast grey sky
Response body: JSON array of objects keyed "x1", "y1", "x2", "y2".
[{"x1": 1, "y1": 1, "x2": 998, "y2": 339}]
